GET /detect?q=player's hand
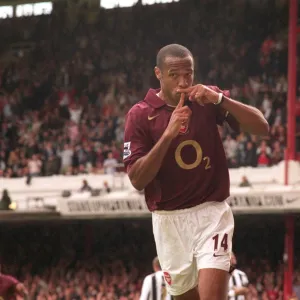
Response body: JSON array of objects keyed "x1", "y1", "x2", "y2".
[
  {"x1": 15, "y1": 283, "x2": 28, "y2": 298},
  {"x1": 164, "y1": 93, "x2": 191, "y2": 139},
  {"x1": 177, "y1": 84, "x2": 219, "y2": 106}
]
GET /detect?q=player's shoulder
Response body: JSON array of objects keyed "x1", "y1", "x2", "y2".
[
  {"x1": 143, "y1": 273, "x2": 154, "y2": 284},
  {"x1": 126, "y1": 100, "x2": 151, "y2": 121},
  {"x1": 233, "y1": 268, "x2": 247, "y2": 277}
]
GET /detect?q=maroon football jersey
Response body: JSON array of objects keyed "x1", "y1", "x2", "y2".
[
  {"x1": 123, "y1": 87, "x2": 230, "y2": 211},
  {"x1": 0, "y1": 274, "x2": 18, "y2": 299}
]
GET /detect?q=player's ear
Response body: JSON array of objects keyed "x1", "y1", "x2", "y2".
[{"x1": 154, "y1": 66, "x2": 162, "y2": 81}]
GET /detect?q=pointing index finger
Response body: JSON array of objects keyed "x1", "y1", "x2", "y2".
[{"x1": 176, "y1": 93, "x2": 185, "y2": 110}]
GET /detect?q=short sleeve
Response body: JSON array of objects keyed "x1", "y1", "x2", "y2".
[
  {"x1": 123, "y1": 107, "x2": 152, "y2": 171},
  {"x1": 241, "y1": 272, "x2": 249, "y2": 286}
]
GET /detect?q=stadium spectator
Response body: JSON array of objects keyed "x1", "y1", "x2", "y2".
[
  {"x1": 59, "y1": 144, "x2": 74, "y2": 174},
  {"x1": 294, "y1": 272, "x2": 300, "y2": 300},
  {"x1": 27, "y1": 155, "x2": 42, "y2": 177},
  {"x1": 103, "y1": 152, "x2": 118, "y2": 175},
  {"x1": 261, "y1": 272, "x2": 282, "y2": 299},
  {"x1": 239, "y1": 176, "x2": 252, "y2": 187},
  {"x1": 257, "y1": 141, "x2": 272, "y2": 167},
  {"x1": 0, "y1": 189, "x2": 12, "y2": 211},
  {"x1": 80, "y1": 179, "x2": 93, "y2": 192},
  {"x1": 224, "y1": 135, "x2": 238, "y2": 168},
  {"x1": 103, "y1": 181, "x2": 111, "y2": 193}
]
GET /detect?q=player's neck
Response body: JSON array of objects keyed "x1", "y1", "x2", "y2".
[{"x1": 157, "y1": 91, "x2": 178, "y2": 107}]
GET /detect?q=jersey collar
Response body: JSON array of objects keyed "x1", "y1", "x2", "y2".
[{"x1": 144, "y1": 89, "x2": 166, "y2": 109}]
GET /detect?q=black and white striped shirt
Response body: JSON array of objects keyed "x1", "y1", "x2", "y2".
[
  {"x1": 140, "y1": 271, "x2": 173, "y2": 300},
  {"x1": 228, "y1": 269, "x2": 249, "y2": 300}
]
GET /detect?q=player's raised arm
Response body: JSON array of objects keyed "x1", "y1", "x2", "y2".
[
  {"x1": 177, "y1": 85, "x2": 269, "y2": 136},
  {"x1": 124, "y1": 94, "x2": 191, "y2": 191},
  {"x1": 218, "y1": 96, "x2": 269, "y2": 135}
]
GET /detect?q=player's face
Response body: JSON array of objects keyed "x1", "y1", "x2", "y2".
[{"x1": 155, "y1": 55, "x2": 194, "y2": 104}]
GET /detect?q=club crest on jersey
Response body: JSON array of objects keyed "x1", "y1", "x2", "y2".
[
  {"x1": 163, "y1": 272, "x2": 172, "y2": 285},
  {"x1": 179, "y1": 123, "x2": 189, "y2": 135}
]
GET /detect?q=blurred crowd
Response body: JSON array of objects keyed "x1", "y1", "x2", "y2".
[
  {"x1": 0, "y1": 218, "x2": 300, "y2": 300},
  {"x1": 239, "y1": 260, "x2": 300, "y2": 300},
  {"x1": 0, "y1": 0, "x2": 296, "y2": 178},
  {"x1": 1, "y1": 221, "x2": 155, "y2": 300}
]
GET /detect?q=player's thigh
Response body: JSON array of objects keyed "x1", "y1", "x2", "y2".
[
  {"x1": 173, "y1": 286, "x2": 200, "y2": 300},
  {"x1": 195, "y1": 201, "x2": 234, "y2": 271},
  {"x1": 198, "y1": 268, "x2": 229, "y2": 300},
  {"x1": 152, "y1": 212, "x2": 198, "y2": 296},
  {"x1": 194, "y1": 202, "x2": 233, "y2": 300}
]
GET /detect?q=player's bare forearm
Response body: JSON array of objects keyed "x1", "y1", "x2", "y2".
[
  {"x1": 128, "y1": 132, "x2": 173, "y2": 191},
  {"x1": 220, "y1": 96, "x2": 269, "y2": 136},
  {"x1": 176, "y1": 85, "x2": 268, "y2": 135}
]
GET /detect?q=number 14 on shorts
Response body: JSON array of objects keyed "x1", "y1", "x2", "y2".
[{"x1": 212, "y1": 233, "x2": 228, "y2": 257}]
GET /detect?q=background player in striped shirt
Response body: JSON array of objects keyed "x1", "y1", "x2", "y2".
[
  {"x1": 228, "y1": 252, "x2": 249, "y2": 300},
  {"x1": 140, "y1": 257, "x2": 173, "y2": 300}
]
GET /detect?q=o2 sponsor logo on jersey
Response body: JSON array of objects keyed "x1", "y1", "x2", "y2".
[
  {"x1": 123, "y1": 142, "x2": 131, "y2": 160},
  {"x1": 163, "y1": 272, "x2": 172, "y2": 285}
]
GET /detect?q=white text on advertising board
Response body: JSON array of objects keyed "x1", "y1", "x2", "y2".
[
  {"x1": 67, "y1": 199, "x2": 148, "y2": 213},
  {"x1": 227, "y1": 195, "x2": 284, "y2": 207}
]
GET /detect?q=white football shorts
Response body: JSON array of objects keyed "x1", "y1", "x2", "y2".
[{"x1": 152, "y1": 200, "x2": 234, "y2": 296}]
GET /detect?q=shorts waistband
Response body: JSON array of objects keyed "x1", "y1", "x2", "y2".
[{"x1": 152, "y1": 200, "x2": 226, "y2": 216}]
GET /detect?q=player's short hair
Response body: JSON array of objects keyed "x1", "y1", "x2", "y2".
[
  {"x1": 152, "y1": 256, "x2": 161, "y2": 269},
  {"x1": 156, "y1": 44, "x2": 193, "y2": 69}
]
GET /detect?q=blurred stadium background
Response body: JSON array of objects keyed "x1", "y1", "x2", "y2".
[{"x1": 0, "y1": 0, "x2": 300, "y2": 299}]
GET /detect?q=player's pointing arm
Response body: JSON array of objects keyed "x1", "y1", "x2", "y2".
[
  {"x1": 177, "y1": 84, "x2": 269, "y2": 136},
  {"x1": 124, "y1": 93, "x2": 191, "y2": 191}
]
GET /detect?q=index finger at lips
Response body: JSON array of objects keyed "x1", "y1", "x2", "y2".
[{"x1": 176, "y1": 93, "x2": 185, "y2": 110}]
